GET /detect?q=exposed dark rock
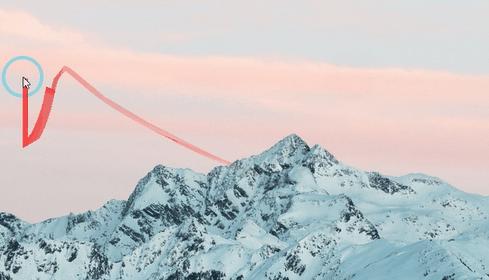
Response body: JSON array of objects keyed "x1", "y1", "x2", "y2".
[{"x1": 368, "y1": 172, "x2": 415, "y2": 194}]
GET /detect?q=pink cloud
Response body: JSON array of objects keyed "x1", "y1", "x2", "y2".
[
  {"x1": 1, "y1": 8, "x2": 488, "y2": 113},
  {"x1": 0, "y1": 9, "x2": 86, "y2": 45}
]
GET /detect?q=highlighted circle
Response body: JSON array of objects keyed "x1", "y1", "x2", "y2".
[{"x1": 2, "y1": 56, "x2": 44, "y2": 98}]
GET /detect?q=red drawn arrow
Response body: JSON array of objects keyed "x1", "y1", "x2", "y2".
[{"x1": 22, "y1": 66, "x2": 231, "y2": 165}]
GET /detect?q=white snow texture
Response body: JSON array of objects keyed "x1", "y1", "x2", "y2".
[{"x1": 1, "y1": 134, "x2": 488, "y2": 280}]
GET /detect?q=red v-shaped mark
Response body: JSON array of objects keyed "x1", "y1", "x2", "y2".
[{"x1": 21, "y1": 66, "x2": 230, "y2": 165}]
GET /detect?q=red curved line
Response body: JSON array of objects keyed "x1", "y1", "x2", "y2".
[{"x1": 22, "y1": 66, "x2": 231, "y2": 165}]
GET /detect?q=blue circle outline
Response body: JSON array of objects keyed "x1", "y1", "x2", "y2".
[{"x1": 2, "y1": 56, "x2": 44, "y2": 98}]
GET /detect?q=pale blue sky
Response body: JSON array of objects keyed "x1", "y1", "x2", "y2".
[{"x1": 3, "y1": 0, "x2": 489, "y2": 73}]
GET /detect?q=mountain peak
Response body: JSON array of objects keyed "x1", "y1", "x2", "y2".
[
  {"x1": 3, "y1": 134, "x2": 488, "y2": 279},
  {"x1": 274, "y1": 133, "x2": 308, "y2": 150},
  {"x1": 251, "y1": 133, "x2": 310, "y2": 165}
]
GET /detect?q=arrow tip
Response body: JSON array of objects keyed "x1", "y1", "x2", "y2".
[{"x1": 22, "y1": 77, "x2": 31, "y2": 89}]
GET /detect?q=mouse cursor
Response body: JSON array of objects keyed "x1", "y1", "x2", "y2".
[{"x1": 22, "y1": 77, "x2": 31, "y2": 89}]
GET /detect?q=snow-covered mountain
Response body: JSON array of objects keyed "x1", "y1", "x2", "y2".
[{"x1": 1, "y1": 134, "x2": 488, "y2": 279}]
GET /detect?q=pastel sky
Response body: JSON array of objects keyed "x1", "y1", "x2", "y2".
[{"x1": 0, "y1": 1, "x2": 488, "y2": 222}]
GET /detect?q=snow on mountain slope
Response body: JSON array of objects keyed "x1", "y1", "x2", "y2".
[
  {"x1": 0, "y1": 214, "x2": 26, "y2": 249},
  {"x1": 0, "y1": 134, "x2": 488, "y2": 280},
  {"x1": 336, "y1": 238, "x2": 489, "y2": 279},
  {"x1": 21, "y1": 199, "x2": 125, "y2": 245}
]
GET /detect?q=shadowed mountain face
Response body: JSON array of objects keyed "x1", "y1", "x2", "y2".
[{"x1": 1, "y1": 134, "x2": 488, "y2": 280}]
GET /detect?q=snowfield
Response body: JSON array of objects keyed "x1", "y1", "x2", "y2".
[{"x1": 1, "y1": 134, "x2": 488, "y2": 279}]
